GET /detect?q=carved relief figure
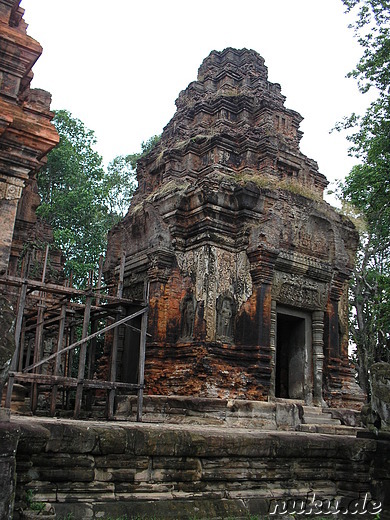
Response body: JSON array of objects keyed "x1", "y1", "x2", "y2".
[
  {"x1": 216, "y1": 295, "x2": 235, "y2": 341},
  {"x1": 181, "y1": 296, "x2": 196, "y2": 340}
]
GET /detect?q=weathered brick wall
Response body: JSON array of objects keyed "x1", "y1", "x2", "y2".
[
  {"x1": 0, "y1": 1, "x2": 58, "y2": 276},
  {"x1": 11, "y1": 416, "x2": 390, "y2": 519}
]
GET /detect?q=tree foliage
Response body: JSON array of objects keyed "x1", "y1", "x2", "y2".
[
  {"x1": 103, "y1": 154, "x2": 138, "y2": 217},
  {"x1": 338, "y1": 0, "x2": 390, "y2": 394},
  {"x1": 103, "y1": 134, "x2": 160, "y2": 217},
  {"x1": 37, "y1": 110, "x2": 111, "y2": 283},
  {"x1": 37, "y1": 109, "x2": 159, "y2": 285}
]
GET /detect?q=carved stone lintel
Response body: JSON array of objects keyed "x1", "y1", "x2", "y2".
[
  {"x1": 275, "y1": 250, "x2": 333, "y2": 282},
  {"x1": 272, "y1": 271, "x2": 328, "y2": 311},
  {"x1": 123, "y1": 281, "x2": 145, "y2": 301}
]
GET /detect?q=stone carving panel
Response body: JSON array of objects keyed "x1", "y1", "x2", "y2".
[
  {"x1": 123, "y1": 282, "x2": 145, "y2": 301},
  {"x1": 176, "y1": 246, "x2": 252, "y2": 341},
  {"x1": 0, "y1": 181, "x2": 24, "y2": 201},
  {"x1": 123, "y1": 273, "x2": 146, "y2": 301},
  {"x1": 272, "y1": 272, "x2": 328, "y2": 311},
  {"x1": 298, "y1": 215, "x2": 334, "y2": 261},
  {"x1": 5, "y1": 183, "x2": 23, "y2": 200}
]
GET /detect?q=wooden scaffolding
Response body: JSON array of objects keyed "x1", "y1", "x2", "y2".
[{"x1": 0, "y1": 250, "x2": 148, "y2": 421}]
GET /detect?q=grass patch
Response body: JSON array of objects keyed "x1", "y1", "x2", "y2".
[
  {"x1": 236, "y1": 171, "x2": 323, "y2": 202},
  {"x1": 24, "y1": 489, "x2": 46, "y2": 514}
]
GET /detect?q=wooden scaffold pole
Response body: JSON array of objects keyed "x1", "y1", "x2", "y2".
[
  {"x1": 107, "y1": 252, "x2": 125, "y2": 419},
  {"x1": 31, "y1": 244, "x2": 49, "y2": 413},
  {"x1": 1, "y1": 247, "x2": 149, "y2": 418},
  {"x1": 4, "y1": 279, "x2": 28, "y2": 408},
  {"x1": 74, "y1": 286, "x2": 93, "y2": 419},
  {"x1": 50, "y1": 288, "x2": 68, "y2": 416},
  {"x1": 137, "y1": 281, "x2": 149, "y2": 422}
]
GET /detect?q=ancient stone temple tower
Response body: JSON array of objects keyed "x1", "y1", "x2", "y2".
[{"x1": 105, "y1": 48, "x2": 364, "y2": 409}]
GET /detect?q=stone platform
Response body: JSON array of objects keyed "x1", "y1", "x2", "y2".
[
  {"x1": 116, "y1": 395, "x2": 362, "y2": 435},
  {"x1": 6, "y1": 414, "x2": 389, "y2": 519}
]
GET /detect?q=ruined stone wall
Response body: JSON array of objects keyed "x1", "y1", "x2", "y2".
[{"x1": 11, "y1": 417, "x2": 390, "y2": 519}]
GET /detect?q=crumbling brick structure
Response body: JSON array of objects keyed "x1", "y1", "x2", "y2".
[
  {"x1": 0, "y1": 0, "x2": 59, "y2": 278},
  {"x1": 105, "y1": 48, "x2": 365, "y2": 409}
]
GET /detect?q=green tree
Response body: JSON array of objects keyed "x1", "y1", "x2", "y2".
[
  {"x1": 103, "y1": 134, "x2": 160, "y2": 217},
  {"x1": 104, "y1": 154, "x2": 138, "y2": 217},
  {"x1": 37, "y1": 110, "x2": 115, "y2": 284},
  {"x1": 37, "y1": 110, "x2": 159, "y2": 285},
  {"x1": 338, "y1": 0, "x2": 390, "y2": 394}
]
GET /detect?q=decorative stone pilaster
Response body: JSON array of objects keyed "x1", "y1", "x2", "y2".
[
  {"x1": 269, "y1": 300, "x2": 277, "y2": 399},
  {"x1": 146, "y1": 249, "x2": 176, "y2": 343},
  {"x1": 312, "y1": 310, "x2": 325, "y2": 406},
  {"x1": 248, "y1": 247, "x2": 279, "y2": 348},
  {"x1": 0, "y1": 179, "x2": 24, "y2": 275},
  {"x1": 327, "y1": 270, "x2": 351, "y2": 358},
  {"x1": 330, "y1": 270, "x2": 351, "y2": 302}
]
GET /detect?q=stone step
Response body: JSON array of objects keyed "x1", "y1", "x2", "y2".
[
  {"x1": 303, "y1": 413, "x2": 342, "y2": 425},
  {"x1": 296, "y1": 424, "x2": 362, "y2": 435},
  {"x1": 302, "y1": 406, "x2": 343, "y2": 426},
  {"x1": 302, "y1": 405, "x2": 323, "y2": 414}
]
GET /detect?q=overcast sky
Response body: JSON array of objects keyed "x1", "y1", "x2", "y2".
[{"x1": 20, "y1": 0, "x2": 370, "y2": 201}]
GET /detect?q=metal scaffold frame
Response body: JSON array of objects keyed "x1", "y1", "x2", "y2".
[{"x1": 0, "y1": 251, "x2": 148, "y2": 421}]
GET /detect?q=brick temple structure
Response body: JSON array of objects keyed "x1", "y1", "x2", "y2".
[
  {"x1": 105, "y1": 48, "x2": 364, "y2": 409},
  {"x1": 0, "y1": 0, "x2": 59, "y2": 278}
]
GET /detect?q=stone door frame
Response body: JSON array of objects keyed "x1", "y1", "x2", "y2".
[{"x1": 269, "y1": 300, "x2": 325, "y2": 406}]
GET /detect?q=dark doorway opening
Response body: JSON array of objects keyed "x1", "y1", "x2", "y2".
[{"x1": 275, "y1": 312, "x2": 306, "y2": 399}]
